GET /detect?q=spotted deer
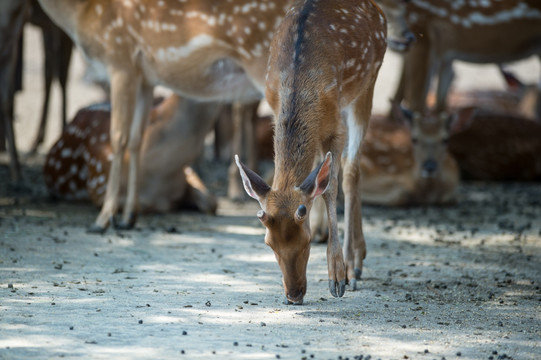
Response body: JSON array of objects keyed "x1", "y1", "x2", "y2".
[
  {"x1": 360, "y1": 106, "x2": 459, "y2": 207},
  {"x1": 447, "y1": 107, "x2": 541, "y2": 181},
  {"x1": 378, "y1": 0, "x2": 541, "y2": 116},
  {"x1": 235, "y1": 0, "x2": 387, "y2": 304},
  {"x1": 44, "y1": 95, "x2": 220, "y2": 214},
  {"x1": 37, "y1": 0, "x2": 295, "y2": 233}
]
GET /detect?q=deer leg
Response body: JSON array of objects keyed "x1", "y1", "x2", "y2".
[
  {"x1": 183, "y1": 166, "x2": 218, "y2": 215},
  {"x1": 227, "y1": 102, "x2": 246, "y2": 201},
  {"x1": 56, "y1": 29, "x2": 72, "y2": 129},
  {"x1": 341, "y1": 95, "x2": 373, "y2": 291},
  {"x1": 89, "y1": 69, "x2": 139, "y2": 233},
  {"x1": 435, "y1": 59, "x2": 454, "y2": 112},
  {"x1": 323, "y1": 126, "x2": 347, "y2": 298},
  {"x1": 117, "y1": 82, "x2": 153, "y2": 229}
]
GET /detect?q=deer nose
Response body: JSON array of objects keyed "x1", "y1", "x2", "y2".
[
  {"x1": 403, "y1": 29, "x2": 416, "y2": 44},
  {"x1": 422, "y1": 159, "x2": 438, "y2": 177},
  {"x1": 284, "y1": 289, "x2": 304, "y2": 305}
]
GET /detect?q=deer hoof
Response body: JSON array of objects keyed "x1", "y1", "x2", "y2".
[
  {"x1": 349, "y1": 278, "x2": 358, "y2": 291},
  {"x1": 354, "y1": 267, "x2": 362, "y2": 280},
  {"x1": 283, "y1": 297, "x2": 303, "y2": 306},
  {"x1": 329, "y1": 279, "x2": 346, "y2": 298},
  {"x1": 113, "y1": 213, "x2": 137, "y2": 230},
  {"x1": 86, "y1": 223, "x2": 107, "y2": 235}
]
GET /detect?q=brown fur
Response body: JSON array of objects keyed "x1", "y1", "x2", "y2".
[{"x1": 237, "y1": 0, "x2": 387, "y2": 303}]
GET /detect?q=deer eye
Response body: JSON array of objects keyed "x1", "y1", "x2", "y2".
[{"x1": 411, "y1": 137, "x2": 418, "y2": 144}]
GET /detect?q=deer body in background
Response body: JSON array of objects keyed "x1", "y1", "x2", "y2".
[
  {"x1": 44, "y1": 95, "x2": 220, "y2": 214},
  {"x1": 0, "y1": 1, "x2": 30, "y2": 184},
  {"x1": 448, "y1": 108, "x2": 541, "y2": 181},
  {"x1": 236, "y1": 0, "x2": 387, "y2": 304},
  {"x1": 37, "y1": 0, "x2": 292, "y2": 232},
  {"x1": 380, "y1": 0, "x2": 541, "y2": 115}
]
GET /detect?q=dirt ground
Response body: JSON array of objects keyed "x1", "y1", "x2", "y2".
[{"x1": 1, "y1": 25, "x2": 541, "y2": 360}]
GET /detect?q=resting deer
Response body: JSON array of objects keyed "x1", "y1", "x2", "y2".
[
  {"x1": 361, "y1": 107, "x2": 459, "y2": 207},
  {"x1": 44, "y1": 95, "x2": 220, "y2": 214},
  {"x1": 0, "y1": 1, "x2": 30, "y2": 184},
  {"x1": 378, "y1": 0, "x2": 541, "y2": 116},
  {"x1": 448, "y1": 107, "x2": 541, "y2": 181},
  {"x1": 235, "y1": 0, "x2": 387, "y2": 304}
]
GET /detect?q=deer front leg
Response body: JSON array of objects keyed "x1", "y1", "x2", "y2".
[
  {"x1": 89, "y1": 69, "x2": 139, "y2": 233},
  {"x1": 323, "y1": 146, "x2": 347, "y2": 298},
  {"x1": 118, "y1": 83, "x2": 153, "y2": 229},
  {"x1": 342, "y1": 98, "x2": 372, "y2": 290}
]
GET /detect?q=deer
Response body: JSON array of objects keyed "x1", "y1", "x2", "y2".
[
  {"x1": 36, "y1": 0, "x2": 295, "y2": 233},
  {"x1": 377, "y1": 0, "x2": 541, "y2": 117},
  {"x1": 235, "y1": 0, "x2": 387, "y2": 304},
  {"x1": 447, "y1": 107, "x2": 541, "y2": 181},
  {"x1": 44, "y1": 94, "x2": 221, "y2": 214},
  {"x1": 360, "y1": 106, "x2": 459, "y2": 207},
  {"x1": 0, "y1": 1, "x2": 30, "y2": 184}
]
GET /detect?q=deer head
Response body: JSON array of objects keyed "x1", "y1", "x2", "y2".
[
  {"x1": 375, "y1": 0, "x2": 415, "y2": 52},
  {"x1": 235, "y1": 153, "x2": 332, "y2": 305}
]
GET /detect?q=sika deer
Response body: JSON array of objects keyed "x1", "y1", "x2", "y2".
[
  {"x1": 44, "y1": 95, "x2": 220, "y2": 214},
  {"x1": 379, "y1": 0, "x2": 541, "y2": 116},
  {"x1": 236, "y1": 0, "x2": 387, "y2": 304},
  {"x1": 37, "y1": 0, "x2": 293, "y2": 232},
  {"x1": 448, "y1": 108, "x2": 541, "y2": 181},
  {"x1": 361, "y1": 106, "x2": 459, "y2": 207}
]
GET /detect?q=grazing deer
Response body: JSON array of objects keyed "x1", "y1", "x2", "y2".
[
  {"x1": 0, "y1": 1, "x2": 30, "y2": 184},
  {"x1": 236, "y1": 0, "x2": 387, "y2": 304},
  {"x1": 361, "y1": 107, "x2": 459, "y2": 207},
  {"x1": 379, "y1": 0, "x2": 541, "y2": 116},
  {"x1": 448, "y1": 107, "x2": 541, "y2": 181},
  {"x1": 37, "y1": 0, "x2": 296, "y2": 232},
  {"x1": 28, "y1": 0, "x2": 73, "y2": 153},
  {"x1": 44, "y1": 95, "x2": 220, "y2": 214}
]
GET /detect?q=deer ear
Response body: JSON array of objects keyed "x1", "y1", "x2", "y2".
[
  {"x1": 500, "y1": 67, "x2": 524, "y2": 93},
  {"x1": 235, "y1": 155, "x2": 271, "y2": 202},
  {"x1": 299, "y1": 152, "x2": 333, "y2": 199},
  {"x1": 389, "y1": 99, "x2": 413, "y2": 126}
]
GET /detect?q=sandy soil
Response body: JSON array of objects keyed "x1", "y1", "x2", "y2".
[{"x1": 1, "y1": 25, "x2": 540, "y2": 360}]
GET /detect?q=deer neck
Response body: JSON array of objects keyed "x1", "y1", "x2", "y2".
[{"x1": 272, "y1": 96, "x2": 320, "y2": 190}]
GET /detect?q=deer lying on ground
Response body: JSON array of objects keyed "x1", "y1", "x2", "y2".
[
  {"x1": 236, "y1": 0, "x2": 387, "y2": 304},
  {"x1": 378, "y1": 0, "x2": 541, "y2": 116},
  {"x1": 0, "y1": 1, "x2": 30, "y2": 184},
  {"x1": 360, "y1": 107, "x2": 459, "y2": 207},
  {"x1": 448, "y1": 107, "x2": 541, "y2": 181},
  {"x1": 44, "y1": 95, "x2": 220, "y2": 214}
]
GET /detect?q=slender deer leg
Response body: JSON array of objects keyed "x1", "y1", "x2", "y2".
[
  {"x1": 435, "y1": 58, "x2": 454, "y2": 112},
  {"x1": 342, "y1": 90, "x2": 374, "y2": 290},
  {"x1": 322, "y1": 125, "x2": 347, "y2": 298},
  {"x1": 118, "y1": 83, "x2": 153, "y2": 229},
  {"x1": 89, "y1": 69, "x2": 139, "y2": 233},
  {"x1": 228, "y1": 102, "x2": 245, "y2": 201}
]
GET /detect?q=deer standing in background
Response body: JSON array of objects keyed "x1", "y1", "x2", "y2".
[
  {"x1": 0, "y1": 1, "x2": 30, "y2": 184},
  {"x1": 236, "y1": 0, "x2": 387, "y2": 304},
  {"x1": 378, "y1": 0, "x2": 541, "y2": 116},
  {"x1": 44, "y1": 95, "x2": 220, "y2": 214},
  {"x1": 36, "y1": 0, "x2": 293, "y2": 233}
]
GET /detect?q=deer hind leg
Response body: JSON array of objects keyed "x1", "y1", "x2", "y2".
[
  {"x1": 118, "y1": 82, "x2": 153, "y2": 229},
  {"x1": 341, "y1": 92, "x2": 373, "y2": 291},
  {"x1": 89, "y1": 68, "x2": 140, "y2": 233}
]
